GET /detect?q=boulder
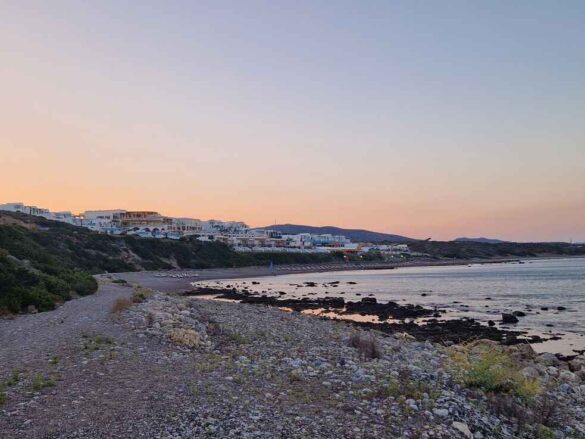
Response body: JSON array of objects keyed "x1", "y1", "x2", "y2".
[
  {"x1": 502, "y1": 313, "x2": 519, "y2": 324},
  {"x1": 508, "y1": 343, "x2": 536, "y2": 361},
  {"x1": 512, "y1": 311, "x2": 526, "y2": 317}
]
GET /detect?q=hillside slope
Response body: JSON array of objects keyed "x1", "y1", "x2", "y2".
[
  {"x1": 0, "y1": 213, "x2": 344, "y2": 314},
  {"x1": 255, "y1": 224, "x2": 414, "y2": 243}
]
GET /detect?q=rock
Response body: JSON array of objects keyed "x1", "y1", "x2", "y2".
[
  {"x1": 539, "y1": 352, "x2": 560, "y2": 367},
  {"x1": 559, "y1": 370, "x2": 577, "y2": 383},
  {"x1": 487, "y1": 320, "x2": 495, "y2": 327},
  {"x1": 512, "y1": 311, "x2": 526, "y2": 317},
  {"x1": 502, "y1": 313, "x2": 519, "y2": 324},
  {"x1": 508, "y1": 343, "x2": 536, "y2": 361},
  {"x1": 433, "y1": 408, "x2": 449, "y2": 417},
  {"x1": 521, "y1": 366, "x2": 540, "y2": 379},
  {"x1": 546, "y1": 366, "x2": 559, "y2": 377},
  {"x1": 27, "y1": 305, "x2": 38, "y2": 314},
  {"x1": 569, "y1": 359, "x2": 585, "y2": 372},
  {"x1": 557, "y1": 306, "x2": 567, "y2": 311},
  {"x1": 452, "y1": 421, "x2": 473, "y2": 439}
]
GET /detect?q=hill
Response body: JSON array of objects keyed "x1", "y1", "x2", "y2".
[
  {"x1": 455, "y1": 237, "x2": 508, "y2": 244},
  {"x1": 409, "y1": 240, "x2": 585, "y2": 259},
  {"x1": 255, "y1": 224, "x2": 413, "y2": 243},
  {"x1": 0, "y1": 213, "x2": 346, "y2": 314}
]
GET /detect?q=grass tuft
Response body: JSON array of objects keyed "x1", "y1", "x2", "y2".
[{"x1": 32, "y1": 373, "x2": 55, "y2": 391}]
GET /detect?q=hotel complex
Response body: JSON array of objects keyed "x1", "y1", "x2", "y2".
[{"x1": 0, "y1": 202, "x2": 410, "y2": 255}]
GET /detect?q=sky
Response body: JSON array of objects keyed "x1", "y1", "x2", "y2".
[{"x1": 1, "y1": 1, "x2": 584, "y2": 242}]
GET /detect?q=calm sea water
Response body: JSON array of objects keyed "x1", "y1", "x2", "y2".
[{"x1": 206, "y1": 258, "x2": 585, "y2": 354}]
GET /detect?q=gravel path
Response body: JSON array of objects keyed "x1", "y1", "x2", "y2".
[{"x1": 1, "y1": 273, "x2": 584, "y2": 438}]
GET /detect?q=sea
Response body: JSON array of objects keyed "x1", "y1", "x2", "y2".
[{"x1": 203, "y1": 257, "x2": 585, "y2": 355}]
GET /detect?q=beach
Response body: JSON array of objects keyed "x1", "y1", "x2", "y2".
[{"x1": 1, "y1": 262, "x2": 585, "y2": 438}]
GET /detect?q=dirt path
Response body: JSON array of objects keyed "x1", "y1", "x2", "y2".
[{"x1": 0, "y1": 278, "x2": 197, "y2": 438}]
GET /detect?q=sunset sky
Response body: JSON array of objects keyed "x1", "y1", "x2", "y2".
[{"x1": 1, "y1": 1, "x2": 584, "y2": 242}]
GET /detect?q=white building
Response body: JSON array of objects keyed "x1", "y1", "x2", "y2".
[
  {"x1": 202, "y1": 220, "x2": 250, "y2": 236},
  {"x1": 80, "y1": 210, "x2": 127, "y2": 232},
  {"x1": 168, "y1": 218, "x2": 204, "y2": 235},
  {"x1": 0, "y1": 202, "x2": 75, "y2": 224}
]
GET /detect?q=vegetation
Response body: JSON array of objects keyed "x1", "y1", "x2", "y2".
[
  {"x1": 31, "y1": 373, "x2": 55, "y2": 391},
  {"x1": 449, "y1": 343, "x2": 540, "y2": 399}
]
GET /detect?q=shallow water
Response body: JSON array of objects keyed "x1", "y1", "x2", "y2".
[{"x1": 202, "y1": 257, "x2": 585, "y2": 355}]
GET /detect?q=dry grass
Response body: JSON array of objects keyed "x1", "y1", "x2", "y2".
[
  {"x1": 169, "y1": 328, "x2": 201, "y2": 348},
  {"x1": 112, "y1": 297, "x2": 133, "y2": 315},
  {"x1": 349, "y1": 332, "x2": 382, "y2": 360}
]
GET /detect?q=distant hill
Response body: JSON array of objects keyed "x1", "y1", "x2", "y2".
[
  {"x1": 255, "y1": 224, "x2": 414, "y2": 243},
  {"x1": 455, "y1": 237, "x2": 509, "y2": 244}
]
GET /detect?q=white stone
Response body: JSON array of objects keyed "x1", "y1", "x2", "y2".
[{"x1": 452, "y1": 421, "x2": 473, "y2": 439}]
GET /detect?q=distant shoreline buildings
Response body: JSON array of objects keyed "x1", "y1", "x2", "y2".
[{"x1": 0, "y1": 201, "x2": 411, "y2": 256}]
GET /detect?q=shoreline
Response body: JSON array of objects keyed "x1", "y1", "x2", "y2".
[
  {"x1": 108, "y1": 256, "x2": 530, "y2": 292},
  {"x1": 110, "y1": 256, "x2": 585, "y2": 358}
]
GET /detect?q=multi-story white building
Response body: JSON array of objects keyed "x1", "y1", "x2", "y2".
[
  {"x1": 168, "y1": 218, "x2": 204, "y2": 235},
  {"x1": 80, "y1": 210, "x2": 125, "y2": 230}
]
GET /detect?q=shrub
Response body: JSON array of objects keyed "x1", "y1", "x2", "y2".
[
  {"x1": 349, "y1": 332, "x2": 382, "y2": 360},
  {"x1": 112, "y1": 297, "x2": 132, "y2": 315},
  {"x1": 449, "y1": 343, "x2": 540, "y2": 398},
  {"x1": 0, "y1": 385, "x2": 6, "y2": 405}
]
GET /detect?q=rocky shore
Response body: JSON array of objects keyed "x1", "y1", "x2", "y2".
[{"x1": 1, "y1": 276, "x2": 585, "y2": 438}]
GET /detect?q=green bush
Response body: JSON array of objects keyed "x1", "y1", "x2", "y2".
[{"x1": 449, "y1": 344, "x2": 540, "y2": 399}]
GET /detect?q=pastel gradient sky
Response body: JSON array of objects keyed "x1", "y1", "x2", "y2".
[{"x1": 1, "y1": 1, "x2": 584, "y2": 241}]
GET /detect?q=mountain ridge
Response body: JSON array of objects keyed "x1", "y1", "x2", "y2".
[{"x1": 254, "y1": 224, "x2": 414, "y2": 243}]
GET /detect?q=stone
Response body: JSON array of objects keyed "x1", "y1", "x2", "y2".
[
  {"x1": 539, "y1": 352, "x2": 560, "y2": 366},
  {"x1": 559, "y1": 370, "x2": 577, "y2": 383},
  {"x1": 452, "y1": 421, "x2": 473, "y2": 439},
  {"x1": 546, "y1": 366, "x2": 559, "y2": 377},
  {"x1": 433, "y1": 408, "x2": 449, "y2": 417},
  {"x1": 521, "y1": 366, "x2": 540, "y2": 379},
  {"x1": 569, "y1": 359, "x2": 585, "y2": 372}
]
